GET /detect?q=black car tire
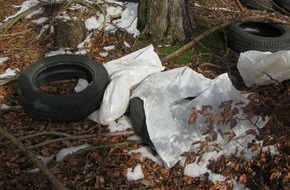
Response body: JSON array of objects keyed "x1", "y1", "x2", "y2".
[
  {"x1": 240, "y1": 0, "x2": 272, "y2": 11},
  {"x1": 130, "y1": 97, "x2": 155, "y2": 148},
  {"x1": 225, "y1": 20, "x2": 290, "y2": 52},
  {"x1": 274, "y1": 0, "x2": 290, "y2": 11},
  {"x1": 17, "y1": 54, "x2": 110, "y2": 121}
]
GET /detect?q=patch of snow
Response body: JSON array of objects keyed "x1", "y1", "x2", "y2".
[
  {"x1": 129, "y1": 147, "x2": 163, "y2": 166},
  {"x1": 113, "y1": 2, "x2": 140, "y2": 37},
  {"x1": 100, "y1": 52, "x2": 108, "y2": 57},
  {"x1": 0, "y1": 57, "x2": 9, "y2": 65},
  {"x1": 45, "y1": 48, "x2": 73, "y2": 57},
  {"x1": 124, "y1": 41, "x2": 131, "y2": 48},
  {"x1": 75, "y1": 49, "x2": 88, "y2": 55},
  {"x1": 127, "y1": 134, "x2": 141, "y2": 141},
  {"x1": 0, "y1": 68, "x2": 17, "y2": 79},
  {"x1": 108, "y1": 115, "x2": 133, "y2": 132},
  {"x1": 56, "y1": 144, "x2": 90, "y2": 161},
  {"x1": 26, "y1": 8, "x2": 43, "y2": 19},
  {"x1": 32, "y1": 17, "x2": 48, "y2": 25},
  {"x1": 77, "y1": 33, "x2": 92, "y2": 49},
  {"x1": 3, "y1": 0, "x2": 40, "y2": 22},
  {"x1": 37, "y1": 24, "x2": 49, "y2": 39},
  {"x1": 85, "y1": 15, "x2": 104, "y2": 31},
  {"x1": 69, "y1": 4, "x2": 88, "y2": 12},
  {"x1": 74, "y1": 79, "x2": 89, "y2": 93},
  {"x1": 37, "y1": 155, "x2": 54, "y2": 165},
  {"x1": 55, "y1": 11, "x2": 73, "y2": 21},
  {"x1": 232, "y1": 178, "x2": 250, "y2": 190},
  {"x1": 126, "y1": 164, "x2": 144, "y2": 181},
  {"x1": 0, "y1": 104, "x2": 11, "y2": 110},
  {"x1": 103, "y1": 45, "x2": 115, "y2": 51}
]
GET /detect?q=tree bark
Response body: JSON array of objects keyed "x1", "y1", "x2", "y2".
[{"x1": 138, "y1": 0, "x2": 195, "y2": 43}]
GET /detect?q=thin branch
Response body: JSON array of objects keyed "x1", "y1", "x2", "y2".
[
  {"x1": 0, "y1": 127, "x2": 67, "y2": 190},
  {"x1": 100, "y1": 130, "x2": 135, "y2": 136},
  {"x1": 28, "y1": 131, "x2": 135, "y2": 149},
  {"x1": 50, "y1": 140, "x2": 142, "y2": 171},
  {"x1": 0, "y1": 75, "x2": 19, "y2": 86},
  {"x1": 28, "y1": 134, "x2": 99, "y2": 149},
  {"x1": 0, "y1": 4, "x2": 42, "y2": 31},
  {"x1": 235, "y1": 0, "x2": 246, "y2": 13}
]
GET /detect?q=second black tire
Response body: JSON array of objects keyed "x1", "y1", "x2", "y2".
[
  {"x1": 130, "y1": 97, "x2": 155, "y2": 148},
  {"x1": 225, "y1": 20, "x2": 290, "y2": 52},
  {"x1": 17, "y1": 54, "x2": 110, "y2": 121},
  {"x1": 240, "y1": 0, "x2": 272, "y2": 11},
  {"x1": 274, "y1": 0, "x2": 290, "y2": 12}
]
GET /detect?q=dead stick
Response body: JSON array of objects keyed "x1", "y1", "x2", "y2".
[
  {"x1": 28, "y1": 131, "x2": 135, "y2": 149},
  {"x1": 161, "y1": 22, "x2": 231, "y2": 63},
  {"x1": 0, "y1": 4, "x2": 42, "y2": 31},
  {"x1": 100, "y1": 130, "x2": 135, "y2": 136},
  {"x1": 28, "y1": 134, "x2": 99, "y2": 149},
  {"x1": 0, "y1": 75, "x2": 19, "y2": 86},
  {"x1": 235, "y1": 0, "x2": 246, "y2": 13},
  {"x1": 50, "y1": 140, "x2": 142, "y2": 171},
  {"x1": 0, "y1": 127, "x2": 67, "y2": 190},
  {"x1": 161, "y1": 16, "x2": 290, "y2": 63}
]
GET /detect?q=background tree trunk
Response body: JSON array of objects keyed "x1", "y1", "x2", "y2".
[{"x1": 138, "y1": 0, "x2": 195, "y2": 43}]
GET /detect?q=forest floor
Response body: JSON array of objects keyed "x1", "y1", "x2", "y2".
[{"x1": 0, "y1": 0, "x2": 289, "y2": 189}]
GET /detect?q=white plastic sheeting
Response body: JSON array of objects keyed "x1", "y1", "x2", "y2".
[
  {"x1": 89, "y1": 45, "x2": 165, "y2": 124},
  {"x1": 131, "y1": 67, "x2": 267, "y2": 168},
  {"x1": 84, "y1": 46, "x2": 290, "y2": 168},
  {"x1": 238, "y1": 50, "x2": 290, "y2": 87}
]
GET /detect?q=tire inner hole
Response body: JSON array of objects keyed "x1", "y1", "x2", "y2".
[{"x1": 36, "y1": 63, "x2": 92, "y2": 96}]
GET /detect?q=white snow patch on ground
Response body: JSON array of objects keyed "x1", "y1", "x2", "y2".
[
  {"x1": 126, "y1": 164, "x2": 144, "y2": 181},
  {"x1": 45, "y1": 48, "x2": 73, "y2": 57},
  {"x1": 108, "y1": 115, "x2": 133, "y2": 132},
  {"x1": 56, "y1": 144, "x2": 90, "y2": 161},
  {"x1": 3, "y1": 0, "x2": 40, "y2": 22},
  {"x1": 100, "y1": 52, "x2": 109, "y2": 57},
  {"x1": 113, "y1": 3, "x2": 139, "y2": 37},
  {"x1": 85, "y1": 15, "x2": 105, "y2": 31},
  {"x1": 0, "y1": 68, "x2": 17, "y2": 79},
  {"x1": 32, "y1": 17, "x2": 48, "y2": 25},
  {"x1": 0, "y1": 57, "x2": 9, "y2": 65},
  {"x1": 124, "y1": 41, "x2": 131, "y2": 47},
  {"x1": 0, "y1": 104, "x2": 11, "y2": 110},
  {"x1": 127, "y1": 134, "x2": 141, "y2": 141},
  {"x1": 103, "y1": 45, "x2": 115, "y2": 51},
  {"x1": 129, "y1": 147, "x2": 163, "y2": 166}
]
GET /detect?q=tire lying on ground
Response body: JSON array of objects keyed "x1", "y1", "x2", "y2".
[
  {"x1": 274, "y1": 0, "x2": 290, "y2": 12},
  {"x1": 17, "y1": 54, "x2": 110, "y2": 121},
  {"x1": 130, "y1": 97, "x2": 155, "y2": 148},
  {"x1": 224, "y1": 20, "x2": 290, "y2": 52},
  {"x1": 240, "y1": 0, "x2": 272, "y2": 11}
]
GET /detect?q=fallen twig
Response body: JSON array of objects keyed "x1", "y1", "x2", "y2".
[
  {"x1": 28, "y1": 134, "x2": 99, "y2": 149},
  {"x1": 28, "y1": 130, "x2": 136, "y2": 149},
  {"x1": 0, "y1": 4, "x2": 42, "y2": 31},
  {"x1": 100, "y1": 130, "x2": 135, "y2": 136},
  {"x1": 50, "y1": 140, "x2": 142, "y2": 171},
  {"x1": 0, "y1": 75, "x2": 19, "y2": 86},
  {"x1": 235, "y1": 0, "x2": 246, "y2": 13},
  {"x1": 0, "y1": 127, "x2": 67, "y2": 190}
]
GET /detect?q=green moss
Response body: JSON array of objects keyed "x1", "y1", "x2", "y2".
[{"x1": 140, "y1": 20, "x2": 226, "y2": 65}]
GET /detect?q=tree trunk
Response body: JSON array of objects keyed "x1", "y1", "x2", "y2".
[{"x1": 137, "y1": 0, "x2": 195, "y2": 43}]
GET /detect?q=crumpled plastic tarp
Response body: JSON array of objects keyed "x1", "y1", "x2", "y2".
[
  {"x1": 80, "y1": 46, "x2": 290, "y2": 168},
  {"x1": 237, "y1": 50, "x2": 290, "y2": 87},
  {"x1": 88, "y1": 45, "x2": 165, "y2": 124},
  {"x1": 130, "y1": 67, "x2": 263, "y2": 167}
]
